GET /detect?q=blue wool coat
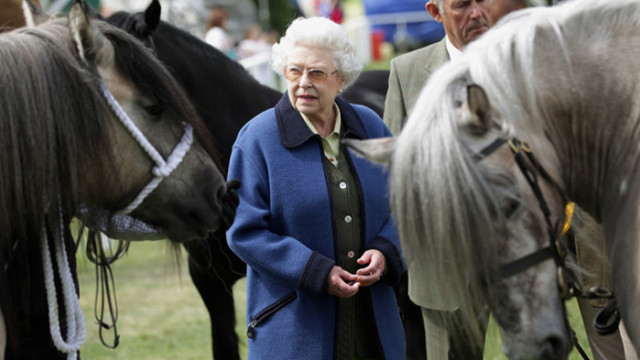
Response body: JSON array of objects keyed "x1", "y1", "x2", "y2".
[{"x1": 226, "y1": 93, "x2": 406, "y2": 359}]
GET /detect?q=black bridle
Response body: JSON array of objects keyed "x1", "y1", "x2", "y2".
[
  {"x1": 474, "y1": 136, "x2": 619, "y2": 358},
  {"x1": 475, "y1": 137, "x2": 572, "y2": 286}
]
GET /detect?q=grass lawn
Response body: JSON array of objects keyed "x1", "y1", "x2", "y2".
[{"x1": 76, "y1": 240, "x2": 593, "y2": 359}]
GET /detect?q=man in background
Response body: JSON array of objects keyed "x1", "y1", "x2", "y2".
[
  {"x1": 384, "y1": 2, "x2": 491, "y2": 358},
  {"x1": 383, "y1": 0, "x2": 490, "y2": 135}
]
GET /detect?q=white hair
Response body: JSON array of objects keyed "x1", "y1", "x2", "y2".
[{"x1": 271, "y1": 17, "x2": 362, "y2": 88}]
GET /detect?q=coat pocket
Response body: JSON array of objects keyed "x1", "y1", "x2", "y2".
[{"x1": 247, "y1": 291, "x2": 297, "y2": 338}]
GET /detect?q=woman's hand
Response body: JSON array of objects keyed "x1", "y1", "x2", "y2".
[
  {"x1": 325, "y1": 265, "x2": 359, "y2": 299},
  {"x1": 355, "y1": 249, "x2": 386, "y2": 287}
]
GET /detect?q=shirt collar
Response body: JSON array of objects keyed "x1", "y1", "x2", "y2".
[
  {"x1": 300, "y1": 102, "x2": 341, "y2": 138},
  {"x1": 445, "y1": 35, "x2": 463, "y2": 61}
]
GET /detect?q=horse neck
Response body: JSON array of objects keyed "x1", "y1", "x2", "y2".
[
  {"x1": 153, "y1": 22, "x2": 280, "y2": 168},
  {"x1": 487, "y1": 4, "x2": 640, "y2": 224},
  {"x1": 547, "y1": 40, "x2": 640, "y2": 225}
]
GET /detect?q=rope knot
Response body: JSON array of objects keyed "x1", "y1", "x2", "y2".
[{"x1": 152, "y1": 164, "x2": 172, "y2": 178}]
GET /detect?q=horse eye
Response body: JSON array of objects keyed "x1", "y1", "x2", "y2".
[
  {"x1": 143, "y1": 103, "x2": 164, "y2": 117},
  {"x1": 503, "y1": 198, "x2": 521, "y2": 218}
]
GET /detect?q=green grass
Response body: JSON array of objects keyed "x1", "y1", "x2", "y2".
[
  {"x1": 76, "y1": 240, "x2": 247, "y2": 359},
  {"x1": 76, "y1": 240, "x2": 592, "y2": 359}
]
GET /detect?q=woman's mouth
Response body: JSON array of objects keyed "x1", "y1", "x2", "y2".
[{"x1": 298, "y1": 95, "x2": 316, "y2": 102}]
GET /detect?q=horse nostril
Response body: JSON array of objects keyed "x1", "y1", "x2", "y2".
[{"x1": 540, "y1": 335, "x2": 566, "y2": 359}]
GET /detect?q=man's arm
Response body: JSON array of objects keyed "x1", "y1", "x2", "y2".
[{"x1": 383, "y1": 58, "x2": 407, "y2": 136}]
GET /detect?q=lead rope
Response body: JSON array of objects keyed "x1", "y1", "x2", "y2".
[
  {"x1": 98, "y1": 83, "x2": 194, "y2": 215},
  {"x1": 42, "y1": 207, "x2": 86, "y2": 360}
]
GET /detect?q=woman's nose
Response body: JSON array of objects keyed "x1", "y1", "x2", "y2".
[{"x1": 299, "y1": 72, "x2": 313, "y2": 87}]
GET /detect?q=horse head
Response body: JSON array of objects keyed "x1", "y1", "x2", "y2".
[{"x1": 63, "y1": 1, "x2": 235, "y2": 242}]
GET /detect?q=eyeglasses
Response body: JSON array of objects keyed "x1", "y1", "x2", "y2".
[{"x1": 284, "y1": 67, "x2": 338, "y2": 83}]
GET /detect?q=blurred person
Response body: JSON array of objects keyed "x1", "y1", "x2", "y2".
[
  {"x1": 204, "y1": 6, "x2": 235, "y2": 58},
  {"x1": 236, "y1": 24, "x2": 270, "y2": 60},
  {"x1": 226, "y1": 16, "x2": 406, "y2": 360},
  {"x1": 330, "y1": 0, "x2": 344, "y2": 24}
]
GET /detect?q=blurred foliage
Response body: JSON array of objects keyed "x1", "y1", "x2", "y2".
[{"x1": 252, "y1": 0, "x2": 299, "y2": 35}]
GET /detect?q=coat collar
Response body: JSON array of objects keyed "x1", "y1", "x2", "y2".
[{"x1": 275, "y1": 92, "x2": 368, "y2": 148}]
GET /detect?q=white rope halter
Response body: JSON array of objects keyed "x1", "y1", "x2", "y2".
[
  {"x1": 98, "y1": 82, "x2": 195, "y2": 215},
  {"x1": 42, "y1": 206, "x2": 86, "y2": 360},
  {"x1": 43, "y1": 82, "x2": 194, "y2": 358}
]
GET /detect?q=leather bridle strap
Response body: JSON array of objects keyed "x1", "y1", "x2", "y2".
[
  {"x1": 473, "y1": 137, "x2": 569, "y2": 281},
  {"x1": 502, "y1": 139, "x2": 569, "y2": 283},
  {"x1": 499, "y1": 245, "x2": 555, "y2": 278}
]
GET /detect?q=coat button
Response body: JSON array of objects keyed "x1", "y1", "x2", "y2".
[
  {"x1": 339, "y1": 181, "x2": 347, "y2": 190},
  {"x1": 344, "y1": 215, "x2": 352, "y2": 223},
  {"x1": 347, "y1": 251, "x2": 355, "y2": 258}
]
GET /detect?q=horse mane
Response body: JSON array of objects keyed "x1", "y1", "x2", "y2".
[
  {"x1": 0, "y1": 18, "x2": 115, "y2": 336},
  {"x1": 106, "y1": 10, "x2": 266, "y2": 94},
  {"x1": 392, "y1": 0, "x2": 640, "y2": 346}
]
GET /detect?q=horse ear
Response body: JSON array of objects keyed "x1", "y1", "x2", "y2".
[
  {"x1": 343, "y1": 137, "x2": 395, "y2": 166},
  {"x1": 22, "y1": 0, "x2": 51, "y2": 27},
  {"x1": 68, "y1": 1, "x2": 115, "y2": 70},
  {"x1": 144, "y1": 0, "x2": 162, "y2": 32},
  {"x1": 462, "y1": 84, "x2": 493, "y2": 136}
]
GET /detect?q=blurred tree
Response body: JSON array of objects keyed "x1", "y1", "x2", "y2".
[{"x1": 252, "y1": 0, "x2": 299, "y2": 35}]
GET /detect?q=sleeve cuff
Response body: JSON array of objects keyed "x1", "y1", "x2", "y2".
[{"x1": 299, "y1": 251, "x2": 335, "y2": 296}]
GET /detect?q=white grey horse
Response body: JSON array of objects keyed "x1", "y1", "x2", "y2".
[{"x1": 347, "y1": 0, "x2": 640, "y2": 358}]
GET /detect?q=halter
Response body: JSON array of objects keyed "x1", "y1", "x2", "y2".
[
  {"x1": 474, "y1": 136, "x2": 617, "y2": 359},
  {"x1": 98, "y1": 83, "x2": 195, "y2": 215}
]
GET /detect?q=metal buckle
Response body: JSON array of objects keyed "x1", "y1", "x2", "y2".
[{"x1": 557, "y1": 267, "x2": 573, "y2": 299}]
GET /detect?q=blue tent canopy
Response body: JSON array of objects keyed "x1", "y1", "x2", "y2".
[{"x1": 363, "y1": 0, "x2": 444, "y2": 46}]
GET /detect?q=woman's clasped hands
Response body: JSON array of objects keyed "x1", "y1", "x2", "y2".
[{"x1": 325, "y1": 249, "x2": 386, "y2": 299}]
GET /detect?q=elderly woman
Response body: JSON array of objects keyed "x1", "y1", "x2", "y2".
[{"x1": 226, "y1": 17, "x2": 406, "y2": 360}]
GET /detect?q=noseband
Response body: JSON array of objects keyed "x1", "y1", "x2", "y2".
[{"x1": 99, "y1": 82, "x2": 194, "y2": 215}]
